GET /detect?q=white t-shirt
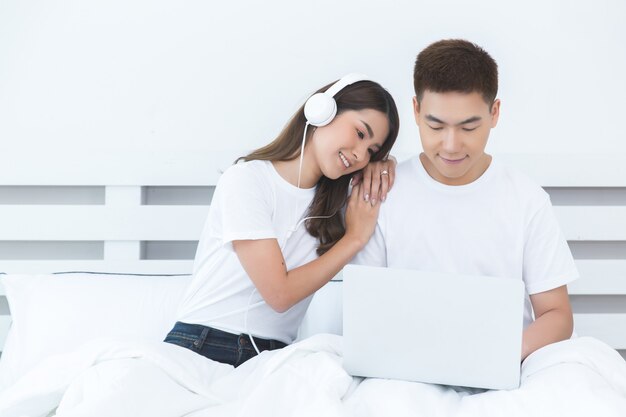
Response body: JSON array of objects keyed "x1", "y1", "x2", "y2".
[
  {"x1": 176, "y1": 160, "x2": 319, "y2": 344},
  {"x1": 353, "y1": 155, "x2": 579, "y2": 328}
]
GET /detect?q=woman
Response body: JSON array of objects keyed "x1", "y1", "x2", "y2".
[{"x1": 165, "y1": 74, "x2": 399, "y2": 366}]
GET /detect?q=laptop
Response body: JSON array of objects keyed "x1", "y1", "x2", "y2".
[{"x1": 342, "y1": 264, "x2": 525, "y2": 390}]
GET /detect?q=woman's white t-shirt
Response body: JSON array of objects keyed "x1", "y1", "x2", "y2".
[{"x1": 176, "y1": 160, "x2": 319, "y2": 344}]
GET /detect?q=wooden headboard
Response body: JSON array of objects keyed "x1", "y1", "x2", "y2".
[{"x1": 0, "y1": 152, "x2": 624, "y2": 359}]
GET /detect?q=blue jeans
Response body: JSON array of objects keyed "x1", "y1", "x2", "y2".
[{"x1": 164, "y1": 321, "x2": 287, "y2": 367}]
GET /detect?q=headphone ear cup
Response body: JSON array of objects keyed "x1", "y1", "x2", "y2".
[{"x1": 304, "y1": 92, "x2": 337, "y2": 127}]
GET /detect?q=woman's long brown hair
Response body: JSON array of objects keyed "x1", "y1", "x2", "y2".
[{"x1": 237, "y1": 80, "x2": 399, "y2": 255}]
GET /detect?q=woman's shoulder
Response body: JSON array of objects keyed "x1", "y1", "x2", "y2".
[
  {"x1": 220, "y1": 159, "x2": 272, "y2": 183},
  {"x1": 212, "y1": 161, "x2": 274, "y2": 199}
]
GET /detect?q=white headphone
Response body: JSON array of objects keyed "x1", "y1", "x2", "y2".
[{"x1": 303, "y1": 73, "x2": 371, "y2": 127}]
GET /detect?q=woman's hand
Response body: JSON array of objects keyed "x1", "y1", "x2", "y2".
[
  {"x1": 343, "y1": 183, "x2": 381, "y2": 249},
  {"x1": 351, "y1": 155, "x2": 397, "y2": 204}
]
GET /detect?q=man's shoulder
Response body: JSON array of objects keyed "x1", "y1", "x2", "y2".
[
  {"x1": 490, "y1": 160, "x2": 550, "y2": 215},
  {"x1": 396, "y1": 155, "x2": 419, "y2": 173},
  {"x1": 393, "y1": 155, "x2": 422, "y2": 187},
  {"x1": 493, "y1": 161, "x2": 547, "y2": 197}
]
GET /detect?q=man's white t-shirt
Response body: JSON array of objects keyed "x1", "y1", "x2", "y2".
[
  {"x1": 353, "y1": 155, "x2": 579, "y2": 328},
  {"x1": 176, "y1": 160, "x2": 319, "y2": 344}
]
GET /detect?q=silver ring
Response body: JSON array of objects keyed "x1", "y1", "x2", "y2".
[{"x1": 381, "y1": 170, "x2": 389, "y2": 176}]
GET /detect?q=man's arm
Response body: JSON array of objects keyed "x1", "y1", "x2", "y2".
[{"x1": 522, "y1": 285, "x2": 574, "y2": 360}]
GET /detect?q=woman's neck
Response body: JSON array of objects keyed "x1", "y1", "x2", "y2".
[{"x1": 272, "y1": 149, "x2": 321, "y2": 189}]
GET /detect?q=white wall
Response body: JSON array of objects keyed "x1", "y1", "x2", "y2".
[{"x1": 1, "y1": 0, "x2": 625, "y2": 172}]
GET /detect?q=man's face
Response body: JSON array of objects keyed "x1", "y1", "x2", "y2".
[{"x1": 413, "y1": 90, "x2": 500, "y2": 186}]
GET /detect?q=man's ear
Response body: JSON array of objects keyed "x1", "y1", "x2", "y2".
[
  {"x1": 490, "y1": 99, "x2": 501, "y2": 128},
  {"x1": 412, "y1": 96, "x2": 420, "y2": 124}
]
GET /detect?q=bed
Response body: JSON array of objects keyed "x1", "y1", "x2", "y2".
[{"x1": 0, "y1": 152, "x2": 625, "y2": 416}]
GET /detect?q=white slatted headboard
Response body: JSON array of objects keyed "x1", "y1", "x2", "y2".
[{"x1": 0, "y1": 152, "x2": 624, "y2": 360}]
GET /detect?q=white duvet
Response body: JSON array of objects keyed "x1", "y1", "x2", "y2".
[{"x1": 1, "y1": 335, "x2": 625, "y2": 417}]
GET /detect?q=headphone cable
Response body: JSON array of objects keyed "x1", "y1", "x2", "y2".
[{"x1": 297, "y1": 122, "x2": 310, "y2": 189}]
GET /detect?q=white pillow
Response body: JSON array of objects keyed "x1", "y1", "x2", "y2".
[{"x1": 0, "y1": 272, "x2": 192, "y2": 390}]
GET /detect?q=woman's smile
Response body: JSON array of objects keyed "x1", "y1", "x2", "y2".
[{"x1": 339, "y1": 151, "x2": 351, "y2": 168}]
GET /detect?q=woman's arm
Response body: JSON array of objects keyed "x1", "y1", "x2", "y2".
[
  {"x1": 521, "y1": 285, "x2": 574, "y2": 360},
  {"x1": 232, "y1": 183, "x2": 379, "y2": 313}
]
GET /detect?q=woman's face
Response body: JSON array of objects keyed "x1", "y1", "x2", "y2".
[{"x1": 309, "y1": 109, "x2": 389, "y2": 180}]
